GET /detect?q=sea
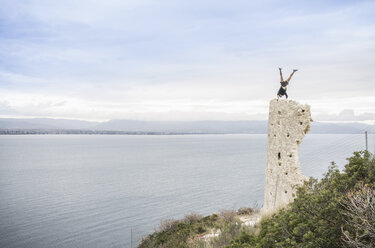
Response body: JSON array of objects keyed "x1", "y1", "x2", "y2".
[{"x1": 0, "y1": 134, "x2": 371, "y2": 248}]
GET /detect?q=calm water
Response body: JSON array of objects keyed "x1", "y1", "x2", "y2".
[{"x1": 0, "y1": 134, "x2": 370, "y2": 248}]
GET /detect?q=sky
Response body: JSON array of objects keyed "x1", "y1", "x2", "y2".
[{"x1": 0, "y1": 0, "x2": 374, "y2": 122}]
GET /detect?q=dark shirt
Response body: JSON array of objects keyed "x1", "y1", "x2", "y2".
[{"x1": 278, "y1": 81, "x2": 288, "y2": 96}]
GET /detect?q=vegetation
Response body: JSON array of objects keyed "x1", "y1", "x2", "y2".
[
  {"x1": 341, "y1": 183, "x2": 375, "y2": 247},
  {"x1": 228, "y1": 151, "x2": 375, "y2": 248},
  {"x1": 138, "y1": 151, "x2": 375, "y2": 248},
  {"x1": 138, "y1": 209, "x2": 257, "y2": 248}
]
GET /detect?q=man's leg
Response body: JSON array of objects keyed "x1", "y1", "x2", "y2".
[
  {"x1": 286, "y1": 69, "x2": 297, "y2": 83},
  {"x1": 285, "y1": 92, "x2": 288, "y2": 99},
  {"x1": 279, "y1": 68, "x2": 284, "y2": 82}
]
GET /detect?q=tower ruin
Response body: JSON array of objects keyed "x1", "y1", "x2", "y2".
[{"x1": 263, "y1": 99, "x2": 312, "y2": 213}]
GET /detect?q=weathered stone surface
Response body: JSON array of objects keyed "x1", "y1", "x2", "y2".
[{"x1": 263, "y1": 99, "x2": 313, "y2": 213}]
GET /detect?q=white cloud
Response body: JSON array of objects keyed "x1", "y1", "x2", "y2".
[
  {"x1": 315, "y1": 109, "x2": 375, "y2": 122},
  {"x1": 0, "y1": 0, "x2": 374, "y2": 121}
]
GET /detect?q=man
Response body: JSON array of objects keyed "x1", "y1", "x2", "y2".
[{"x1": 277, "y1": 68, "x2": 298, "y2": 99}]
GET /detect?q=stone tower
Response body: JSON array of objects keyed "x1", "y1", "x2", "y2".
[{"x1": 263, "y1": 99, "x2": 312, "y2": 213}]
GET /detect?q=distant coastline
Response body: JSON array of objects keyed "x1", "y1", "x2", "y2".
[
  {"x1": 0, "y1": 118, "x2": 374, "y2": 135},
  {"x1": 1, "y1": 129, "x2": 374, "y2": 135},
  {"x1": 0, "y1": 129, "x2": 235, "y2": 135}
]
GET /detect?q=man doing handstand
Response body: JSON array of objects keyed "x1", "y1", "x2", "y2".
[{"x1": 277, "y1": 68, "x2": 298, "y2": 99}]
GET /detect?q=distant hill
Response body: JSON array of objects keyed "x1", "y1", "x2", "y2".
[
  {"x1": 309, "y1": 122, "x2": 374, "y2": 134},
  {"x1": 0, "y1": 118, "x2": 98, "y2": 130},
  {"x1": 95, "y1": 120, "x2": 268, "y2": 133},
  {"x1": 0, "y1": 118, "x2": 374, "y2": 134}
]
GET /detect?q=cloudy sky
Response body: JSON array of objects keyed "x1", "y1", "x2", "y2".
[{"x1": 0, "y1": 0, "x2": 374, "y2": 122}]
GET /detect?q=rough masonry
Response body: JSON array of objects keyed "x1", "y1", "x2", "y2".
[{"x1": 263, "y1": 99, "x2": 313, "y2": 213}]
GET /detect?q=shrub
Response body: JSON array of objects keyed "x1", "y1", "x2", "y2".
[
  {"x1": 219, "y1": 210, "x2": 237, "y2": 222},
  {"x1": 183, "y1": 212, "x2": 203, "y2": 224},
  {"x1": 237, "y1": 207, "x2": 254, "y2": 215},
  {"x1": 228, "y1": 151, "x2": 375, "y2": 248},
  {"x1": 158, "y1": 218, "x2": 180, "y2": 232},
  {"x1": 341, "y1": 183, "x2": 375, "y2": 247}
]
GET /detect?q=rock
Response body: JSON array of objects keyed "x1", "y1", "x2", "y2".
[
  {"x1": 239, "y1": 213, "x2": 261, "y2": 227},
  {"x1": 199, "y1": 229, "x2": 221, "y2": 241},
  {"x1": 263, "y1": 99, "x2": 313, "y2": 213}
]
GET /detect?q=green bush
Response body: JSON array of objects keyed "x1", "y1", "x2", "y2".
[{"x1": 227, "y1": 151, "x2": 375, "y2": 248}]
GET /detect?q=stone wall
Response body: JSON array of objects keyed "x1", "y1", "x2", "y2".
[{"x1": 263, "y1": 99, "x2": 313, "y2": 213}]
